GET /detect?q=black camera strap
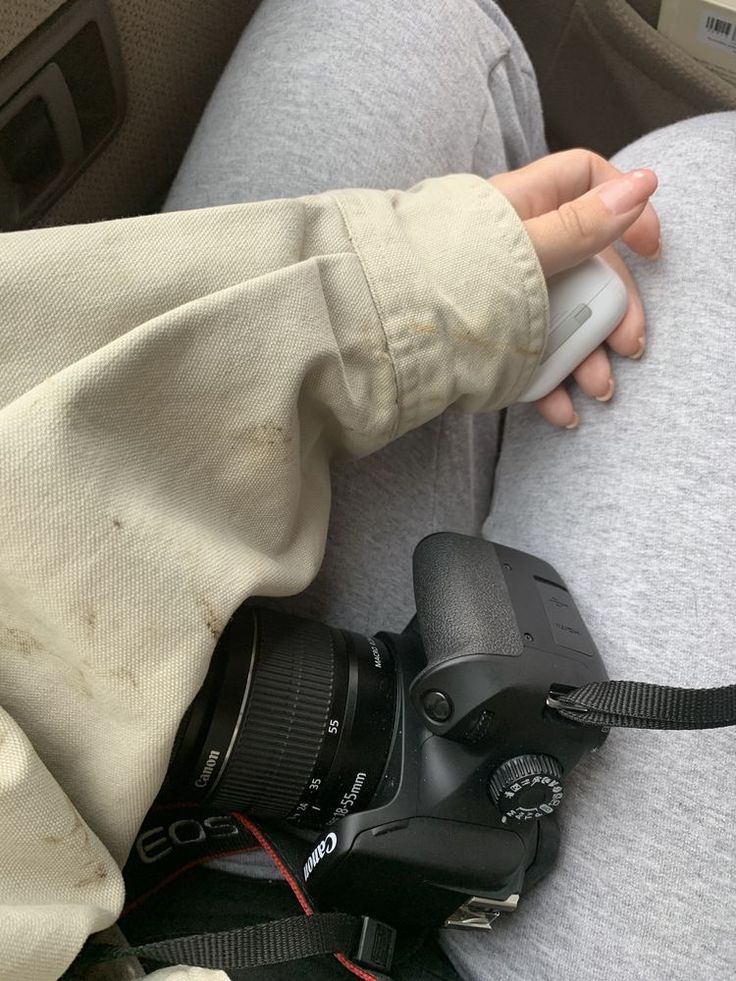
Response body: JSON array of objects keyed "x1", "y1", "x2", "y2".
[
  {"x1": 66, "y1": 807, "x2": 399, "y2": 981},
  {"x1": 76, "y1": 912, "x2": 385, "y2": 973},
  {"x1": 548, "y1": 680, "x2": 736, "y2": 730}
]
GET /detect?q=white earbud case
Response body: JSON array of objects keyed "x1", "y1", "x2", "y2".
[{"x1": 518, "y1": 255, "x2": 628, "y2": 403}]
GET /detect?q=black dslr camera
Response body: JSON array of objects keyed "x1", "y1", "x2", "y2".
[{"x1": 166, "y1": 533, "x2": 608, "y2": 930}]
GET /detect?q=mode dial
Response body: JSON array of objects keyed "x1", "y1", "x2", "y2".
[{"x1": 489, "y1": 755, "x2": 564, "y2": 821}]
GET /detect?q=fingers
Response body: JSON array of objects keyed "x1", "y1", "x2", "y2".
[
  {"x1": 535, "y1": 385, "x2": 579, "y2": 429},
  {"x1": 523, "y1": 168, "x2": 659, "y2": 277},
  {"x1": 571, "y1": 346, "x2": 613, "y2": 401},
  {"x1": 535, "y1": 347, "x2": 614, "y2": 428},
  {"x1": 490, "y1": 149, "x2": 661, "y2": 258},
  {"x1": 599, "y1": 246, "x2": 647, "y2": 359},
  {"x1": 492, "y1": 149, "x2": 659, "y2": 428}
]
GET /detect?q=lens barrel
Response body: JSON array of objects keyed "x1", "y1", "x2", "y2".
[{"x1": 168, "y1": 605, "x2": 397, "y2": 829}]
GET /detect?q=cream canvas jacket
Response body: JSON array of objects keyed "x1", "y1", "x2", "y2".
[{"x1": 0, "y1": 174, "x2": 548, "y2": 981}]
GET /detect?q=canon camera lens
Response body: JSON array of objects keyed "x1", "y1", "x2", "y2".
[{"x1": 166, "y1": 605, "x2": 398, "y2": 829}]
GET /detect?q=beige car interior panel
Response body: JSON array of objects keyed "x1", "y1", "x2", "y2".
[
  {"x1": 498, "y1": 0, "x2": 736, "y2": 157},
  {"x1": 0, "y1": 0, "x2": 259, "y2": 227}
]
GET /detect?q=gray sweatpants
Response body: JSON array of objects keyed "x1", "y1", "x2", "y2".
[{"x1": 165, "y1": 1, "x2": 736, "y2": 978}]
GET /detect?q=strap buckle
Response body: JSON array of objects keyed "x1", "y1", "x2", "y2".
[
  {"x1": 353, "y1": 916, "x2": 397, "y2": 973},
  {"x1": 546, "y1": 685, "x2": 590, "y2": 715},
  {"x1": 445, "y1": 894, "x2": 520, "y2": 930}
]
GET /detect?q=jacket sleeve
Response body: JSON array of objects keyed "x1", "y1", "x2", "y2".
[{"x1": 0, "y1": 174, "x2": 548, "y2": 981}]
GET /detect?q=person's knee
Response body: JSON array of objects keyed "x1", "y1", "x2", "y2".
[
  {"x1": 166, "y1": 0, "x2": 539, "y2": 206},
  {"x1": 610, "y1": 110, "x2": 736, "y2": 175},
  {"x1": 609, "y1": 110, "x2": 735, "y2": 281}
]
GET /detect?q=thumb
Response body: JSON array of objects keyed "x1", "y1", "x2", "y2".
[{"x1": 524, "y1": 169, "x2": 658, "y2": 277}]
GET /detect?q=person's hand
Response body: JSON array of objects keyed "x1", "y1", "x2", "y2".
[{"x1": 489, "y1": 150, "x2": 661, "y2": 428}]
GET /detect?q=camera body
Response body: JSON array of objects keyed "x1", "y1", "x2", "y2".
[
  {"x1": 300, "y1": 534, "x2": 609, "y2": 928},
  {"x1": 168, "y1": 533, "x2": 609, "y2": 931}
]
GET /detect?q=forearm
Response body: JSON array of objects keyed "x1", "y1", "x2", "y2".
[{"x1": 0, "y1": 174, "x2": 547, "y2": 981}]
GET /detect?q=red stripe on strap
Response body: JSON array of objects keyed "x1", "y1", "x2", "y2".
[
  {"x1": 233, "y1": 813, "x2": 379, "y2": 981},
  {"x1": 234, "y1": 812, "x2": 312, "y2": 915}
]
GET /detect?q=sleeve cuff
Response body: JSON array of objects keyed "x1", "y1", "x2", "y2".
[{"x1": 332, "y1": 174, "x2": 549, "y2": 435}]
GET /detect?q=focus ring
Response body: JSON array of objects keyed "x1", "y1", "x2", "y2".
[{"x1": 209, "y1": 609, "x2": 336, "y2": 815}]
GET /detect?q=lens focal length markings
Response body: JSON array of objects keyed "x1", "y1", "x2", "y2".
[
  {"x1": 329, "y1": 770, "x2": 367, "y2": 824},
  {"x1": 287, "y1": 628, "x2": 350, "y2": 827},
  {"x1": 287, "y1": 633, "x2": 397, "y2": 829},
  {"x1": 169, "y1": 608, "x2": 398, "y2": 828}
]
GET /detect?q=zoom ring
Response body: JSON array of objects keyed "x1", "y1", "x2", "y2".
[{"x1": 210, "y1": 609, "x2": 336, "y2": 815}]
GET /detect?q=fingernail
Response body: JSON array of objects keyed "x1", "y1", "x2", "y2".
[
  {"x1": 650, "y1": 238, "x2": 662, "y2": 259},
  {"x1": 598, "y1": 170, "x2": 655, "y2": 216},
  {"x1": 596, "y1": 378, "x2": 615, "y2": 402},
  {"x1": 565, "y1": 413, "x2": 580, "y2": 430},
  {"x1": 630, "y1": 336, "x2": 646, "y2": 360}
]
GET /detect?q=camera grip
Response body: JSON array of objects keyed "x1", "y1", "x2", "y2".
[{"x1": 412, "y1": 533, "x2": 523, "y2": 667}]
